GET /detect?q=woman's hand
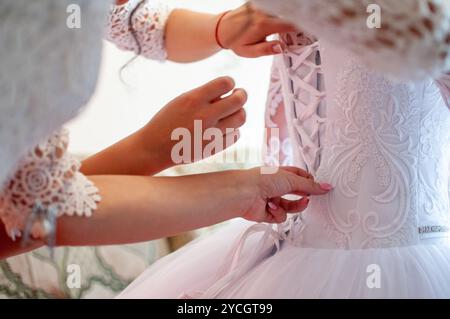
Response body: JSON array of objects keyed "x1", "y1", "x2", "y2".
[
  {"x1": 238, "y1": 167, "x2": 333, "y2": 223},
  {"x1": 81, "y1": 76, "x2": 247, "y2": 176},
  {"x1": 217, "y1": 3, "x2": 297, "y2": 58},
  {"x1": 141, "y1": 76, "x2": 247, "y2": 168},
  {"x1": 165, "y1": 4, "x2": 296, "y2": 62},
  {"x1": 54, "y1": 167, "x2": 332, "y2": 248}
]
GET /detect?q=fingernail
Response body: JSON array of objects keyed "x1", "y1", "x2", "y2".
[
  {"x1": 272, "y1": 44, "x2": 283, "y2": 54},
  {"x1": 268, "y1": 201, "x2": 278, "y2": 210},
  {"x1": 319, "y1": 183, "x2": 334, "y2": 191}
]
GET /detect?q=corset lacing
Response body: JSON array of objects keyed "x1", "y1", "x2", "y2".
[{"x1": 181, "y1": 37, "x2": 327, "y2": 299}]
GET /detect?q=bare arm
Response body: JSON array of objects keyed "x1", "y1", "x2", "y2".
[
  {"x1": 1, "y1": 168, "x2": 331, "y2": 259},
  {"x1": 112, "y1": 0, "x2": 295, "y2": 63}
]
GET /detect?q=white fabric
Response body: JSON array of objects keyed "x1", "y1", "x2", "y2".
[
  {"x1": 117, "y1": 35, "x2": 450, "y2": 298},
  {"x1": 252, "y1": 0, "x2": 450, "y2": 79}
]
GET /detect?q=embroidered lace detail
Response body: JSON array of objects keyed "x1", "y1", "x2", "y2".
[
  {"x1": 106, "y1": 0, "x2": 172, "y2": 61},
  {"x1": 252, "y1": 0, "x2": 450, "y2": 79},
  {"x1": 0, "y1": 129, "x2": 101, "y2": 241},
  {"x1": 269, "y1": 34, "x2": 450, "y2": 249}
]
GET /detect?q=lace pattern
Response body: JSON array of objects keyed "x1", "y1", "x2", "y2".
[
  {"x1": 106, "y1": 0, "x2": 172, "y2": 61},
  {"x1": 264, "y1": 32, "x2": 450, "y2": 249},
  {"x1": 0, "y1": 130, "x2": 101, "y2": 241},
  {"x1": 252, "y1": 0, "x2": 450, "y2": 79}
]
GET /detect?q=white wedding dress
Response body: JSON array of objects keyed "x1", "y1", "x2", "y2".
[
  {"x1": 117, "y1": 1, "x2": 450, "y2": 298},
  {"x1": 2, "y1": 0, "x2": 450, "y2": 298}
]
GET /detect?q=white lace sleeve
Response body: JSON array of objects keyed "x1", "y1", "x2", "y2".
[
  {"x1": 105, "y1": 0, "x2": 172, "y2": 61},
  {"x1": 252, "y1": 0, "x2": 450, "y2": 79},
  {"x1": 0, "y1": 129, "x2": 101, "y2": 242}
]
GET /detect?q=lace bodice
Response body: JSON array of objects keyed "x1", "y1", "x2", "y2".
[
  {"x1": 266, "y1": 33, "x2": 450, "y2": 249},
  {"x1": 252, "y1": 0, "x2": 450, "y2": 79},
  {"x1": 0, "y1": 0, "x2": 170, "y2": 242}
]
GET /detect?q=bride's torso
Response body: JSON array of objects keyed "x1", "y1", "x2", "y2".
[{"x1": 276, "y1": 38, "x2": 450, "y2": 249}]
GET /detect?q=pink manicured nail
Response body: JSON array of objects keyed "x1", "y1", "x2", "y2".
[
  {"x1": 273, "y1": 44, "x2": 283, "y2": 54},
  {"x1": 319, "y1": 183, "x2": 334, "y2": 191},
  {"x1": 268, "y1": 201, "x2": 278, "y2": 210}
]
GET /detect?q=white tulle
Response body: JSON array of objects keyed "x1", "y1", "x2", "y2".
[{"x1": 118, "y1": 220, "x2": 450, "y2": 298}]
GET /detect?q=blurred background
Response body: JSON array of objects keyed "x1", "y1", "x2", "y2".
[{"x1": 67, "y1": 0, "x2": 273, "y2": 160}]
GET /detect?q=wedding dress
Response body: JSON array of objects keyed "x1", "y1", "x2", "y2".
[{"x1": 117, "y1": 1, "x2": 450, "y2": 298}]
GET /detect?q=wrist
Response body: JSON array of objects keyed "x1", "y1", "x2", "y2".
[
  {"x1": 214, "y1": 10, "x2": 231, "y2": 50},
  {"x1": 227, "y1": 169, "x2": 260, "y2": 218},
  {"x1": 134, "y1": 127, "x2": 173, "y2": 175}
]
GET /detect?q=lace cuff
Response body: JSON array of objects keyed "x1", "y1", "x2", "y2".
[
  {"x1": 0, "y1": 129, "x2": 101, "y2": 242},
  {"x1": 252, "y1": 0, "x2": 450, "y2": 79},
  {"x1": 105, "y1": 0, "x2": 172, "y2": 61}
]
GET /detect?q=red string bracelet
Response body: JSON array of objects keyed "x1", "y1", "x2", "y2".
[{"x1": 215, "y1": 11, "x2": 231, "y2": 49}]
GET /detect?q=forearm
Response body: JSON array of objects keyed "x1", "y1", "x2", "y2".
[
  {"x1": 55, "y1": 172, "x2": 249, "y2": 246},
  {"x1": 81, "y1": 129, "x2": 168, "y2": 176},
  {"x1": 114, "y1": 0, "x2": 221, "y2": 63},
  {"x1": 165, "y1": 9, "x2": 222, "y2": 62},
  {"x1": 0, "y1": 221, "x2": 44, "y2": 260}
]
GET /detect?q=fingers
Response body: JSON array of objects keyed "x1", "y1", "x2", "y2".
[
  {"x1": 216, "y1": 109, "x2": 246, "y2": 134},
  {"x1": 285, "y1": 172, "x2": 334, "y2": 196},
  {"x1": 212, "y1": 88, "x2": 248, "y2": 119},
  {"x1": 260, "y1": 18, "x2": 297, "y2": 35},
  {"x1": 266, "y1": 198, "x2": 288, "y2": 223},
  {"x1": 239, "y1": 40, "x2": 285, "y2": 58},
  {"x1": 280, "y1": 166, "x2": 314, "y2": 180},
  {"x1": 193, "y1": 76, "x2": 235, "y2": 102},
  {"x1": 279, "y1": 196, "x2": 310, "y2": 213}
]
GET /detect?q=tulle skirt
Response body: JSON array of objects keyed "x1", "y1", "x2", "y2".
[{"x1": 117, "y1": 220, "x2": 450, "y2": 299}]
